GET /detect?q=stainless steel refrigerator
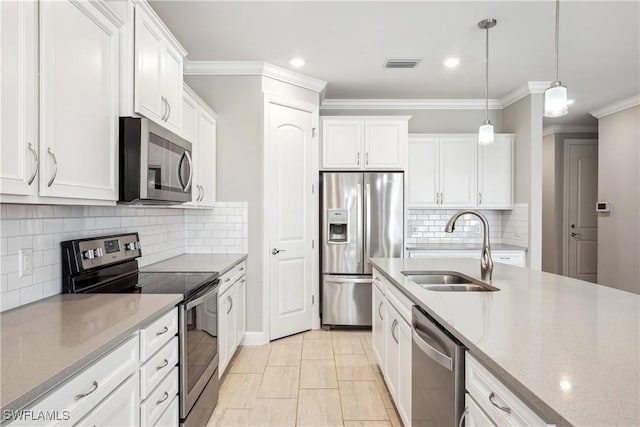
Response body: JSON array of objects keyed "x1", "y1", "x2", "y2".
[{"x1": 321, "y1": 172, "x2": 404, "y2": 327}]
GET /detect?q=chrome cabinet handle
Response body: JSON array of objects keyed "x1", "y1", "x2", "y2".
[
  {"x1": 75, "y1": 381, "x2": 98, "y2": 400},
  {"x1": 27, "y1": 143, "x2": 38, "y2": 185},
  {"x1": 199, "y1": 185, "x2": 204, "y2": 201},
  {"x1": 365, "y1": 152, "x2": 369, "y2": 165},
  {"x1": 357, "y1": 152, "x2": 360, "y2": 165},
  {"x1": 378, "y1": 302, "x2": 384, "y2": 320},
  {"x1": 440, "y1": 192, "x2": 444, "y2": 205},
  {"x1": 226, "y1": 295, "x2": 233, "y2": 314},
  {"x1": 239, "y1": 266, "x2": 245, "y2": 272},
  {"x1": 391, "y1": 319, "x2": 399, "y2": 344},
  {"x1": 156, "y1": 391, "x2": 169, "y2": 405},
  {"x1": 47, "y1": 148, "x2": 57, "y2": 187},
  {"x1": 160, "y1": 97, "x2": 167, "y2": 121},
  {"x1": 489, "y1": 392, "x2": 511, "y2": 414},
  {"x1": 478, "y1": 192, "x2": 482, "y2": 206},
  {"x1": 156, "y1": 326, "x2": 169, "y2": 336},
  {"x1": 272, "y1": 248, "x2": 286, "y2": 255},
  {"x1": 458, "y1": 408, "x2": 469, "y2": 427},
  {"x1": 156, "y1": 359, "x2": 169, "y2": 370},
  {"x1": 166, "y1": 99, "x2": 171, "y2": 122}
]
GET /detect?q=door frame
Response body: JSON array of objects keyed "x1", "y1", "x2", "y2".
[
  {"x1": 262, "y1": 92, "x2": 320, "y2": 342},
  {"x1": 562, "y1": 138, "x2": 598, "y2": 276}
]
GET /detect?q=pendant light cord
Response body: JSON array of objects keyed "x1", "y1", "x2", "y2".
[
  {"x1": 485, "y1": 24, "x2": 489, "y2": 123},
  {"x1": 555, "y1": 0, "x2": 560, "y2": 82}
]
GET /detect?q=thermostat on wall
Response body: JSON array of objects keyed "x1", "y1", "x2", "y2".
[{"x1": 596, "y1": 202, "x2": 610, "y2": 212}]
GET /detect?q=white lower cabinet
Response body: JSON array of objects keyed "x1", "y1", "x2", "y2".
[
  {"x1": 371, "y1": 268, "x2": 412, "y2": 427},
  {"x1": 465, "y1": 393, "x2": 497, "y2": 427},
  {"x1": 218, "y1": 261, "x2": 247, "y2": 377},
  {"x1": 154, "y1": 396, "x2": 179, "y2": 427},
  {"x1": 76, "y1": 373, "x2": 140, "y2": 427}
]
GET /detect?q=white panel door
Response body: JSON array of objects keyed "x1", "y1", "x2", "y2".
[
  {"x1": 407, "y1": 135, "x2": 440, "y2": 207},
  {"x1": 567, "y1": 140, "x2": 598, "y2": 283},
  {"x1": 134, "y1": 8, "x2": 163, "y2": 123},
  {"x1": 39, "y1": 0, "x2": 119, "y2": 200},
  {"x1": 269, "y1": 102, "x2": 314, "y2": 340},
  {"x1": 371, "y1": 284, "x2": 386, "y2": 369},
  {"x1": 440, "y1": 136, "x2": 476, "y2": 208},
  {"x1": 364, "y1": 120, "x2": 406, "y2": 169},
  {"x1": 197, "y1": 109, "x2": 217, "y2": 206},
  {"x1": 0, "y1": 0, "x2": 38, "y2": 196},
  {"x1": 76, "y1": 374, "x2": 140, "y2": 427},
  {"x1": 478, "y1": 134, "x2": 513, "y2": 209},
  {"x1": 322, "y1": 119, "x2": 363, "y2": 169},
  {"x1": 161, "y1": 42, "x2": 183, "y2": 133}
]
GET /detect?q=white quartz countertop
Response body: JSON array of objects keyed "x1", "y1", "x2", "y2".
[
  {"x1": 1, "y1": 294, "x2": 182, "y2": 414},
  {"x1": 369, "y1": 257, "x2": 640, "y2": 427},
  {"x1": 406, "y1": 243, "x2": 527, "y2": 251},
  {"x1": 140, "y1": 254, "x2": 247, "y2": 274}
]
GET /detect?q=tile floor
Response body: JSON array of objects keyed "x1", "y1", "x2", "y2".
[{"x1": 207, "y1": 329, "x2": 403, "y2": 427}]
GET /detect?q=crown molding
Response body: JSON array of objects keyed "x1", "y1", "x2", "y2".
[
  {"x1": 542, "y1": 124, "x2": 598, "y2": 137},
  {"x1": 589, "y1": 94, "x2": 640, "y2": 119},
  {"x1": 500, "y1": 81, "x2": 551, "y2": 108},
  {"x1": 320, "y1": 98, "x2": 502, "y2": 110},
  {"x1": 87, "y1": 0, "x2": 124, "y2": 27},
  {"x1": 183, "y1": 61, "x2": 327, "y2": 94}
]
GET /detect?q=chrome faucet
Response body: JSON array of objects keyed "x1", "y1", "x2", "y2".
[{"x1": 444, "y1": 210, "x2": 493, "y2": 280}]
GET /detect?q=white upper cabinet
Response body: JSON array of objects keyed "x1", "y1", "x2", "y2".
[
  {"x1": 407, "y1": 135, "x2": 440, "y2": 207},
  {"x1": 38, "y1": 0, "x2": 121, "y2": 201},
  {"x1": 0, "y1": 0, "x2": 38, "y2": 196},
  {"x1": 321, "y1": 116, "x2": 409, "y2": 170},
  {"x1": 181, "y1": 85, "x2": 198, "y2": 143},
  {"x1": 439, "y1": 135, "x2": 477, "y2": 208},
  {"x1": 134, "y1": 1, "x2": 185, "y2": 134},
  {"x1": 478, "y1": 134, "x2": 514, "y2": 209}
]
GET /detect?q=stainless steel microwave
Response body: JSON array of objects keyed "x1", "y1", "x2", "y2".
[{"x1": 119, "y1": 117, "x2": 192, "y2": 204}]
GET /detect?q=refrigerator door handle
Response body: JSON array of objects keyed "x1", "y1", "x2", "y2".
[
  {"x1": 357, "y1": 183, "x2": 363, "y2": 267},
  {"x1": 365, "y1": 182, "x2": 371, "y2": 267},
  {"x1": 324, "y1": 277, "x2": 372, "y2": 284}
]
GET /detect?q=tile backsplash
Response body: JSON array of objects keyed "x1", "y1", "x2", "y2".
[
  {"x1": 0, "y1": 202, "x2": 248, "y2": 312},
  {"x1": 500, "y1": 203, "x2": 529, "y2": 247}
]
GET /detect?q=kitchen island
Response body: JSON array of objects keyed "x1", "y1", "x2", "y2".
[{"x1": 370, "y1": 257, "x2": 640, "y2": 426}]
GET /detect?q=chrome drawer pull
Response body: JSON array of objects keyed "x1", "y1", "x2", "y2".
[
  {"x1": 224, "y1": 277, "x2": 231, "y2": 282},
  {"x1": 47, "y1": 147, "x2": 57, "y2": 187},
  {"x1": 156, "y1": 391, "x2": 169, "y2": 405},
  {"x1": 156, "y1": 326, "x2": 169, "y2": 336},
  {"x1": 378, "y1": 302, "x2": 384, "y2": 320},
  {"x1": 75, "y1": 381, "x2": 98, "y2": 400},
  {"x1": 156, "y1": 359, "x2": 169, "y2": 370},
  {"x1": 27, "y1": 143, "x2": 38, "y2": 185},
  {"x1": 391, "y1": 319, "x2": 399, "y2": 344},
  {"x1": 489, "y1": 392, "x2": 511, "y2": 414}
]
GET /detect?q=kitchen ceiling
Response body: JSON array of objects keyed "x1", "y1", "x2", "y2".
[{"x1": 150, "y1": 1, "x2": 639, "y2": 124}]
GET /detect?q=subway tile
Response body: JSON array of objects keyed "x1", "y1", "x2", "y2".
[
  {"x1": 21, "y1": 283, "x2": 44, "y2": 305},
  {"x1": 1, "y1": 290, "x2": 21, "y2": 312},
  {"x1": 7, "y1": 272, "x2": 32, "y2": 291},
  {"x1": 1, "y1": 220, "x2": 21, "y2": 237},
  {"x1": 7, "y1": 236, "x2": 33, "y2": 254},
  {"x1": 2, "y1": 254, "x2": 20, "y2": 274}
]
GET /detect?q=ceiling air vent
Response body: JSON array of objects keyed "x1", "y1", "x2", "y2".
[{"x1": 384, "y1": 58, "x2": 422, "y2": 69}]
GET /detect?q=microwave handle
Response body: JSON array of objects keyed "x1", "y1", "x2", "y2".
[
  {"x1": 177, "y1": 151, "x2": 186, "y2": 191},
  {"x1": 184, "y1": 151, "x2": 193, "y2": 192}
]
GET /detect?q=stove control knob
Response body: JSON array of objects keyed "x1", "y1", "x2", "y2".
[
  {"x1": 125, "y1": 241, "x2": 140, "y2": 251},
  {"x1": 94, "y1": 247, "x2": 104, "y2": 258},
  {"x1": 83, "y1": 249, "x2": 95, "y2": 260}
]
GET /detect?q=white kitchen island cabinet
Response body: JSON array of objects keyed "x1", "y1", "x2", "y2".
[{"x1": 321, "y1": 117, "x2": 409, "y2": 170}]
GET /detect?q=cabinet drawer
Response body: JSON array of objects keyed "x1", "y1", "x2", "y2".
[
  {"x1": 153, "y1": 395, "x2": 179, "y2": 427},
  {"x1": 384, "y1": 283, "x2": 413, "y2": 325},
  {"x1": 492, "y1": 251, "x2": 526, "y2": 267},
  {"x1": 75, "y1": 372, "x2": 140, "y2": 427},
  {"x1": 466, "y1": 354, "x2": 549, "y2": 427},
  {"x1": 8, "y1": 336, "x2": 138, "y2": 426},
  {"x1": 141, "y1": 367, "x2": 179, "y2": 427},
  {"x1": 235, "y1": 260, "x2": 246, "y2": 277},
  {"x1": 140, "y1": 336, "x2": 179, "y2": 399},
  {"x1": 140, "y1": 308, "x2": 178, "y2": 362},
  {"x1": 219, "y1": 268, "x2": 237, "y2": 294},
  {"x1": 372, "y1": 268, "x2": 384, "y2": 293}
]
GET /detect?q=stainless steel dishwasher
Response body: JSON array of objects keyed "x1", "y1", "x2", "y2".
[{"x1": 412, "y1": 306, "x2": 466, "y2": 426}]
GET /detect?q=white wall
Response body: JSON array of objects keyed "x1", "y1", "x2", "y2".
[{"x1": 597, "y1": 105, "x2": 639, "y2": 294}]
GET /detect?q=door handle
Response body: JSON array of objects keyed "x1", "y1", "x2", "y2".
[
  {"x1": 357, "y1": 152, "x2": 360, "y2": 166},
  {"x1": 570, "y1": 232, "x2": 581, "y2": 237},
  {"x1": 272, "y1": 248, "x2": 286, "y2": 255},
  {"x1": 378, "y1": 302, "x2": 384, "y2": 320},
  {"x1": 489, "y1": 392, "x2": 511, "y2": 414},
  {"x1": 47, "y1": 147, "x2": 57, "y2": 187},
  {"x1": 161, "y1": 96, "x2": 168, "y2": 121},
  {"x1": 391, "y1": 319, "x2": 399, "y2": 344},
  {"x1": 166, "y1": 99, "x2": 172, "y2": 121},
  {"x1": 27, "y1": 143, "x2": 38, "y2": 185}
]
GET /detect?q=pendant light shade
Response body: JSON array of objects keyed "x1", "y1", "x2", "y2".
[
  {"x1": 478, "y1": 19, "x2": 496, "y2": 145},
  {"x1": 544, "y1": 0, "x2": 569, "y2": 117}
]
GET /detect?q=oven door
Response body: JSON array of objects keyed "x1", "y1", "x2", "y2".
[{"x1": 179, "y1": 283, "x2": 219, "y2": 419}]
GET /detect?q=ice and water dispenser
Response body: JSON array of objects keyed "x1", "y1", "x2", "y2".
[{"x1": 327, "y1": 209, "x2": 349, "y2": 243}]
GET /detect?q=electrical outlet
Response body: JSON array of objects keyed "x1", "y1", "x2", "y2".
[{"x1": 20, "y1": 249, "x2": 33, "y2": 277}]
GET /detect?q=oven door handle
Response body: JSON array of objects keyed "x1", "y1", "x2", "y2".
[{"x1": 185, "y1": 284, "x2": 218, "y2": 310}]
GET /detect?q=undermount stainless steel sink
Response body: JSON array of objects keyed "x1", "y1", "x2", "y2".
[{"x1": 402, "y1": 271, "x2": 499, "y2": 292}]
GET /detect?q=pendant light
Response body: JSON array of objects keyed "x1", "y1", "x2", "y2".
[
  {"x1": 478, "y1": 18, "x2": 496, "y2": 145},
  {"x1": 544, "y1": 0, "x2": 569, "y2": 117}
]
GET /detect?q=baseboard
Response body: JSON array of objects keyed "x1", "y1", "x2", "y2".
[{"x1": 241, "y1": 331, "x2": 269, "y2": 346}]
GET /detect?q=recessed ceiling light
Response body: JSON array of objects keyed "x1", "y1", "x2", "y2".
[
  {"x1": 444, "y1": 57, "x2": 460, "y2": 68},
  {"x1": 567, "y1": 99, "x2": 575, "y2": 105},
  {"x1": 289, "y1": 57, "x2": 305, "y2": 67}
]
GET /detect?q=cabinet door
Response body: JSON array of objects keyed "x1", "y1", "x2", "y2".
[
  {"x1": 478, "y1": 135, "x2": 513, "y2": 209},
  {"x1": 407, "y1": 135, "x2": 439, "y2": 207},
  {"x1": 218, "y1": 286, "x2": 237, "y2": 376},
  {"x1": 372, "y1": 284, "x2": 386, "y2": 369},
  {"x1": 182, "y1": 87, "x2": 198, "y2": 143},
  {"x1": 321, "y1": 119, "x2": 363, "y2": 169},
  {"x1": 440, "y1": 136, "x2": 476, "y2": 208},
  {"x1": 237, "y1": 277, "x2": 246, "y2": 347},
  {"x1": 0, "y1": 0, "x2": 38, "y2": 196},
  {"x1": 134, "y1": 7, "x2": 163, "y2": 123},
  {"x1": 161, "y1": 42, "x2": 183, "y2": 133},
  {"x1": 364, "y1": 120, "x2": 407, "y2": 169},
  {"x1": 197, "y1": 109, "x2": 217, "y2": 206},
  {"x1": 76, "y1": 373, "x2": 140, "y2": 427},
  {"x1": 396, "y1": 317, "x2": 412, "y2": 427},
  {"x1": 384, "y1": 303, "x2": 400, "y2": 400},
  {"x1": 39, "y1": 0, "x2": 119, "y2": 201}
]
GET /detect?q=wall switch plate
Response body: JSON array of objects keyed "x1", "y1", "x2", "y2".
[{"x1": 20, "y1": 249, "x2": 33, "y2": 277}]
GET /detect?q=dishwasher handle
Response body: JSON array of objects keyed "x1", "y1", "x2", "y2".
[{"x1": 413, "y1": 327, "x2": 454, "y2": 371}]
